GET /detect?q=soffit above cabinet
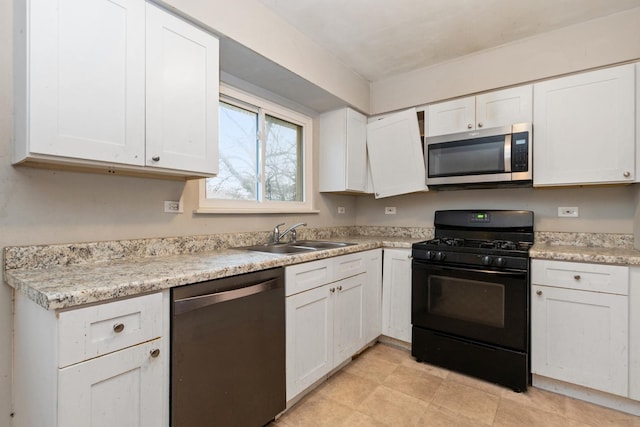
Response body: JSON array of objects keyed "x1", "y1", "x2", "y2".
[{"x1": 219, "y1": 37, "x2": 348, "y2": 114}]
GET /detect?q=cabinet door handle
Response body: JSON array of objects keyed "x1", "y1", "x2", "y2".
[
  {"x1": 536, "y1": 290, "x2": 543, "y2": 296},
  {"x1": 150, "y1": 348, "x2": 160, "y2": 358},
  {"x1": 467, "y1": 123, "x2": 473, "y2": 129},
  {"x1": 337, "y1": 285, "x2": 342, "y2": 292},
  {"x1": 151, "y1": 156, "x2": 160, "y2": 162},
  {"x1": 624, "y1": 171, "x2": 631, "y2": 177},
  {"x1": 113, "y1": 323, "x2": 125, "y2": 333},
  {"x1": 574, "y1": 275, "x2": 581, "y2": 280},
  {"x1": 477, "y1": 122, "x2": 483, "y2": 128},
  {"x1": 330, "y1": 288, "x2": 335, "y2": 293}
]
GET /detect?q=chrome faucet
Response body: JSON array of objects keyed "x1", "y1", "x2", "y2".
[{"x1": 272, "y1": 222, "x2": 307, "y2": 243}]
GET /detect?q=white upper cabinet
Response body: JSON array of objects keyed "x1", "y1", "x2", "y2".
[
  {"x1": 146, "y1": 3, "x2": 219, "y2": 175},
  {"x1": 319, "y1": 108, "x2": 368, "y2": 193},
  {"x1": 14, "y1": 0, "x2": 219, "y2": 179},
  {"x1": 14, "y1": 0, "x2": 146, "y2": 166},
  {"x1": 533, "y1": 64, "x2": 635, "y2": 186},
  {"x1": 367, "y1": 108, "x2": 427, "y2": 198},
  {"x1": 427, "y1": 85, "x2": 532, "y2": 137}
]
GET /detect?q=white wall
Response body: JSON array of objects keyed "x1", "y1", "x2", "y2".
[
  {"x1": 355, "y1": 186, "x2": 636, "y2": 234},
  {"x1": 371, "y1": 7, "x2": 640, "y2": 114}
]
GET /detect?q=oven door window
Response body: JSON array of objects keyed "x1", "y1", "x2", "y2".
[
  {"x1": 428, "y1": 135, "x2": 506, "y2": 177},
  {"x1": 412, "y1": 262, "x2": 527, "y2": 351},
  {"x1": 429, "y1": 275, "x2": 505, "y2": 328}
]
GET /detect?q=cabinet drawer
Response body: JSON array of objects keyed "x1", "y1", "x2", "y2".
[
  {"x1": 531, "y1": 260, "x2": 628, "y2": 295},
  {"x1": 333, "y1": 252, "x2": 366, "y2": 281},
  {"x1": 285, "y1": 258, "x2": 334, "y2": 296},
  {"x1": 58, "y1": 292, "x2": 163, "y2": 368}
]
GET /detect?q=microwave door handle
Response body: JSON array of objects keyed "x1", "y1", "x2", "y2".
[{"x1": 504, "y1": 134, "x2": 512, "y2": 172}]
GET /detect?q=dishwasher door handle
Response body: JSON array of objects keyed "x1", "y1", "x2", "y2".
[{"x1": 173, "y1": 278, "x2": 280, "y2": 316}]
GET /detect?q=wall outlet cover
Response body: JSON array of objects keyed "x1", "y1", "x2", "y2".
[{"x1": 558, "y1": 206, "x2": 579, "y2": 217}]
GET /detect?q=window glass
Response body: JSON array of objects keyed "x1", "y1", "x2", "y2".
[
  {"x1": 206, "y1": 102, "x2": 259, "y2": 201},
  {"x1": 198, "y1": 85, "x2": 313, "y2": 214},
  {"x1": 264, "y1": 114, "x2": 303, "y2": 202}
]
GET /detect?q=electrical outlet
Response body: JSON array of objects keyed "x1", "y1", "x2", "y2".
[
  {"x1": 558, "y1": 206, "x2": 579, "y2": 217},
  {"x1": 385, "y1": 207, "x2": 396, "y2": 215},
  {"x1": 337, "y1": 206, "x2": 346, "y2": 214},
  {"x1": 164, "y1": 200, "x2": 183, "y2": 214}
]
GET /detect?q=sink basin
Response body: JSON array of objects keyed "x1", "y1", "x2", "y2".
[
  {"x1": 293, "y1": 240, "x2": 356, "y2": 249},
  {"x1": 240, "y1": 240, "x2": 356, "y2": 254},
  {"x1": 241, "y1": 244, "x2": 316, "y2": 254}
]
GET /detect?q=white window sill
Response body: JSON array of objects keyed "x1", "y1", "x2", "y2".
[{"x1": 195, "y1": 207, "x2": 320, "y2": 215}]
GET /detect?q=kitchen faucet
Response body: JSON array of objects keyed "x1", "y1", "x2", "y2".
[{"x1": 272, "y1": 222, "x2": 307, "y2": 243}]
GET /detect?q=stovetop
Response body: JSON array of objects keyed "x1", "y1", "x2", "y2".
[
  {"x1": 412, "y1": 210, "x2": 534, "y2": 270},
  {"x1": 419, "y1": 237, "x2": 533, "y2": 253}
]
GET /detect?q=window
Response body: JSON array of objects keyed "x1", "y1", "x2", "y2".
[{"x1": 198, "y1": 85, "x2": 314, "y2": 213}]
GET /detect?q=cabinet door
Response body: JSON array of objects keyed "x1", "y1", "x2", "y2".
[
  {"x1": 286, "y1": 284, "x2": 334, "y2": 401},
  {"x1": 345, "y1": 109, "x2": 368, "y2": 192},
  {"x1": 531, "y1": 285, "x2": 628, "y2": 396},
  {"x1": 333, "y1": 274, "x2": 366, "y2": 366},
  {"x1": 26, "y1": 0, "x2": 145, "y2": 164},
  {"x1": 146, "y1": 3, "x2": 219, "y2": 175},
  {"x1": 319, "y1": 108, "x2": 368, "y2": 193},
  {"x1": 533, "y1": 64, "x2": 635, "y2": 186},
  {"x1": 58, "y1": 339, "x2": 165, "y2": 427},
  {"x1": 475, "y1": 85, "x2": 532, "y2": 129},
  {"x1": 381, "y1": 249, "x2": 412, "y2": 342},
  {"x1": 367, "y1": 109, "x2": 427, "y2": 198},
  {"x1": 363, "y1": 249, "x2": 383, "y2": 343},
  {"x1": 426, "y1": 96, "x2": 475, "y2": 136}
]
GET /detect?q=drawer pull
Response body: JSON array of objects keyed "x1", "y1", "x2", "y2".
[
  {"x1": 536, "y1": 290, "x2": 543, "y2": 296},
  {"x1": 113, "y1": 323, "x2": 125, "y2": 333},
  {"x1": 574, "y1": 275, "x2": 581, "y2": 280},
  {"x1": 150, "y1": 348, "x2": 160, "y2": 358},
  {"x1": 330, "y1": 288, "x2": 335, "y2": 293},
  {"x1": 337, "y1": 285, "x2": 343, "y2": 292}
]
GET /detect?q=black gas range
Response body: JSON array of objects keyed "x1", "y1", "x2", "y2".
[{"x1": 411, "y1": 210, "x2": 534, "y2": 392}]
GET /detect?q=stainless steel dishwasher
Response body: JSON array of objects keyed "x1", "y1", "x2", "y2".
[{"x1": 171, "y1": 267, "x2": 286, "y2": 427}]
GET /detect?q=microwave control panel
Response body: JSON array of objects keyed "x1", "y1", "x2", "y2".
[{"x1": 511, "y1": 131, "x2": 529, "y2": 172}]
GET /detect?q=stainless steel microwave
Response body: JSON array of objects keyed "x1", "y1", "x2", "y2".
[{"x1": 426, "y1": 123, "x2": 532, "y2": 189}]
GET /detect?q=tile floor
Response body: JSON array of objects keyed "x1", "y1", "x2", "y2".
[{"x1": 274, "y1": 343, "x2": 640, "y2": 427}]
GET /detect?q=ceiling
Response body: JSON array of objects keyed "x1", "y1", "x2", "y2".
[{"x1": 258, "y1": 0, "x2": 640, "y2": 82}]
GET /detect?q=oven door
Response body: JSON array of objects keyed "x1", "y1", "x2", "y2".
[{"x1": 411, "y1": 260, "x2": 528, "y2": 351}]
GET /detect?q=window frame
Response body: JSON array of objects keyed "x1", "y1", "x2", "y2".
[{"x1": 197, "y1": 84, "x2": 316, "y2": 214}]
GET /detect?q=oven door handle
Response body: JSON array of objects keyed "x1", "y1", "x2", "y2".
[{"x1": 413, "y1": 262, "x2": 526, "y2": 278}]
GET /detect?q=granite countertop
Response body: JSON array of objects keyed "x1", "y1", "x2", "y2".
[
  {"x1": 7, "y1": 228, "x2": 640, "y2": 312},
  {"x1": 4, "y1": 236, "x2": 420, "y2": 311},
  {"x1": 530, "y1": 243, "x2": 640, "y2": 265}
]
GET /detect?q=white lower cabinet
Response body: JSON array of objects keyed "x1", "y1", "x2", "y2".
[
  {"x1": 285, "y1": 249, "x2": 381, "y2": 401},
  {"x1": 381, "y1": 248, "x2": 412, "y2": 343},
  {"x1": 531, "y1": 260, "x2": 629, "y2": 397},
  {"x1": 58, "y1": 338, "x2": 164, "y2": 427},
  {"x1": 363, "y1": 249, "x2": 383, "y2": 343},
  {"x1": 13, "y1": 291, "x2": 169, "y2": 427}
]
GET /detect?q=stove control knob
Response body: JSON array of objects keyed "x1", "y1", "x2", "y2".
[
  {"x1": 481, "y1": 256, "x2": 492, "y2": 266},
  {"x1": 426, "y1": 250, "x2": 435, "y2": 260},
  {"x1": 435, "y1": 252, "x2": 445, "y2": 261},
  {"x1": 494, "y1": 257, "x2": 506, "y2": 267}
]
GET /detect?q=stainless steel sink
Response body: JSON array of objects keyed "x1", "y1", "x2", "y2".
[
  {"x1": 293, "y1": 240, "x2": 355, "y2": 249},
  {"x1": 240, "y1": 240, "x2": 356, "y2": 254}
]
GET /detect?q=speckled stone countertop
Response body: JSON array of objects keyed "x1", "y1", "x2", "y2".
[
  {"x1": 4, "y1": 235, "x2": 422, "y2": 311},
  {"x1": 530, "y1": 244, "x2": 640, "y2": 265},
  {"x1": 6, "y1": 228, "x2": 640, "y2": 311},
  {"x1": 530, "y1": 232, "x2": 640, "y2": 265}
]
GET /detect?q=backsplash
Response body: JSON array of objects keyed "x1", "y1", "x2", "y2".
[{"x1": 3, "y1": 227, "x2": 633, "y2": 271}]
